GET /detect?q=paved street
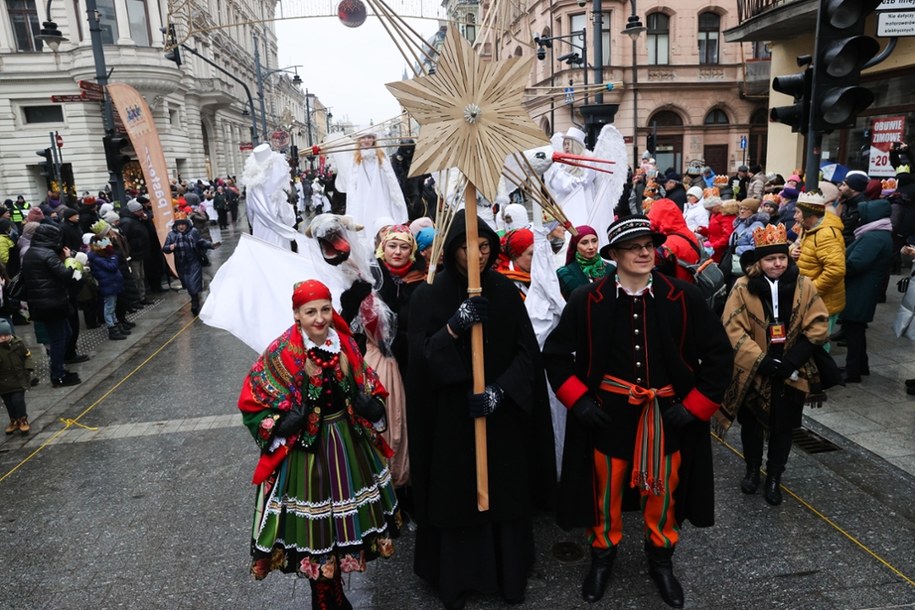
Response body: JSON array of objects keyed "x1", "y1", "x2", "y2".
[{"x1": 1, "y1": 223, "x2": 914, "y2": 609}]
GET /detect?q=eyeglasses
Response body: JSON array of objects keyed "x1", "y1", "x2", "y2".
[
  {"x1": 615, "y1": 242, "x2": 655, "y2": 253},
  {"x1": 460, "y1": 243, "x2": 491, "y2": 254}
]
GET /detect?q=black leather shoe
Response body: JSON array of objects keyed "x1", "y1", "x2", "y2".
[
  {"x1": 764, "y1": 472, "x2": 783, "y2": 506},
  {"x1": 64, "y1": 354, "x2": 90, "y2": 364},
  {"x1": 645, "y1": 543, "x2": 684, "y2": 608},
  {"x1": 905, "y1": 378, "x2": 915, "y2": 388},
  {"x1": 582, "y1": 545, "x2": 617, "y2": 603},
  {"x1": 740, "y1": 465, "x2": 760, "y2": 494}
]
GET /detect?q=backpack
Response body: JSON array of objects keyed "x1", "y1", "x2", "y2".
[{"x1": 672, "y1": 232, "x2": 726, "y2": 308}]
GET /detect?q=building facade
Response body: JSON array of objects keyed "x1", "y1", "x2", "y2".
[
  {"x1": 476, "y1": 0, "x2": 768, "y2": 174},
  {"x1": 0, "y1": 0, "x2": 309, "y2": 203}
]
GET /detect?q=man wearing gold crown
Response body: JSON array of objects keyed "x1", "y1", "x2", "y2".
[
  {"x1": 543, "y1": 215, "x2": 732, "y2": 608},
  {"x1": 719, "y1": 223, "x2": 829, "y2": 505}
]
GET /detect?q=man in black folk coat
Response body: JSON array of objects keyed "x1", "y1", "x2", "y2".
[
  {"x1": 543, "y1": 215, "x2": 733, "y2": 608},
  {"x1": 407, "y1": 210, "x2": 555, "y2": 609}
]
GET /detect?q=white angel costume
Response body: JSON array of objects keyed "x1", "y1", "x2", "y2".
[
  {"x1": 334, "y1": 140, "x2": 408, "y2": 228},
  {"x1": 544, "y1": 127, "x2": 597, "y2": 229},
  {"x1": 241, "y1": 144, "x2": 299, "y2": 250}
]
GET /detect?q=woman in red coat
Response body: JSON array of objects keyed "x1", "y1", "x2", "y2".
[
  {"x1": 703, "y1": 198, "x2": 737, "y2": 263},
  {"x1": 647, "y1": 198, "x2": 700, "y2": 283}
]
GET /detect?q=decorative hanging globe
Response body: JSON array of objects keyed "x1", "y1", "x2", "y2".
[{"x1": 337, "y1": 0, "x2": 367, "y2": 28}]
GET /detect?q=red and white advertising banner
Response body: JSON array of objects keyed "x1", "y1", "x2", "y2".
[
  {"x1": 107, "y1": 83, "x2": 176, "y2": 274},
  {"x1": 869, "y1": 115, "x2": 906, "y2": 177}
]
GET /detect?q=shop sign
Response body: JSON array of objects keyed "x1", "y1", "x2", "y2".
[
  {"x1": 868, "y1": 115, "x2": 906, "y2": 177},
  {"x1": 877, "y1": 11, "x2": 915, "y2": 36}
]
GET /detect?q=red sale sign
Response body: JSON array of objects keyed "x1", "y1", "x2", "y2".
[{"x1": 869, "y1": 116, "x2": 906, "y2": 177}]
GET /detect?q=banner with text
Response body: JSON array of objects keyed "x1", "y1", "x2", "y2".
[
  {"x1": 107, "y1": 83, "x2": 175, "y2": 274},
  {"x1": 869, "y1": 116, "x2": 906, "y2": 177}
]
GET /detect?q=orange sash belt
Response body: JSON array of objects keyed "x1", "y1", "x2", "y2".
[{"x1": 600, "y1": 374, "x2": 675, "y2": 496}]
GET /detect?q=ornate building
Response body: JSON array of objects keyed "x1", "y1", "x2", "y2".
[
  {"x1": 478, "y1": 0, "x2": 768, "y2": 173},
  {"x1": 0, "y1": 0, "x2": 312, "y2": 202}
]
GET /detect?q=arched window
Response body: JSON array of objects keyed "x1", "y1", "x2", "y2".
[
  {"x1": 651, "y1": 110, "x2": 683, "y2": 127},
  {"x1": 698, "y1": 12, "x2": 720, "y2": 65},
  {"x1": 704, "y1": 109, "x2": 729, "y2": 125},
  {"x1": 647, "y1": 13, "x2": 669, "y2": 65}
]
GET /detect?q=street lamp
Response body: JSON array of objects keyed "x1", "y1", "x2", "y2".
[
  {"x1": 622, "y1": 1, "x2": 645, "y2": 165},
  {"x1": 34, "y1": 0, "x2": 68, "y2": 52}
]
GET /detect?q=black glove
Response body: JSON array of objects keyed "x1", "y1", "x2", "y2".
[
  {"x1": 571, "y1": 396, "x2": 612, "y2": 431},
  {"x1": 757, "y1": 355, "x2": 782, "y2": 378},
  {"x1": 662, "y1": 402, "x2": 698, "y2": 431},
  {"x1": 354, "y1": 392, "x2": 386, "y2": 423},
  {"x1": 447, "y1": 296, "x2": 488, "y2": 335},
  {"x1": 468, "y1": 384, "x2": 504, "y2": 418},
  {"x1": 340, "y1": 280, "x2": 373, "y2": 324},
  {"x1": 274, "y1": 402, "x2": 307, "y2": 438}
]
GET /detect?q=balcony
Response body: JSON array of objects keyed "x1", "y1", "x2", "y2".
[
  {"x1": 740, "y1": 58, "x2": 771, "y2": 98},
  {"x1": 726, "y1": 0, "x2": 816, "y2": 42}
]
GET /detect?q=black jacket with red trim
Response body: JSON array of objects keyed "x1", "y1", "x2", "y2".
[{"x1": 542, "y1": 270, "x2": 733, "y2": 530}]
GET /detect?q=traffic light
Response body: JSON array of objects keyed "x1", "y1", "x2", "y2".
[
  {"x1": 810, "y1": 0, "x2": 880, "y2": 133},
  {"x1": 646, "y1": 133, "x2": 656, "y2": 156},
  {"x1": 164, "y1": 23, "x2": 181, "y2": 66},
  {"x1": 36, "y1": 148, "x2": 54, "y2": 178},
  {"x1": 770, "y1": 59, "x2": 812, "y2": 134},
  {"x1": 103, "y1": 135, "x2": 131, "y2": 177},
  {"x1": 289, "y1": 145, "x2": 299, "y2": 168}
]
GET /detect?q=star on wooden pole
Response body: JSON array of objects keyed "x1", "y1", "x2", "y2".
[{"x1": 385, "y1": 26, "x2": 547, "y2": 203}]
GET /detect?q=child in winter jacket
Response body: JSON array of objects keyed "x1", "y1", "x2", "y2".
[
  {"x1": 88, "y1": 235, "x2": 126, "y2": 340},
  {"x1": 0, "y1": 318, "x2": 34, "y2": 434}
]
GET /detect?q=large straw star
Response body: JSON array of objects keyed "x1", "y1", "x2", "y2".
[{"x1": 386, "y1": 26, "x2": 547, "y2": 203}]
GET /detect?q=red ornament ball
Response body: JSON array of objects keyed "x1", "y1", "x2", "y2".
[{"x1": 337, "y1": 0, "x2": 367, "y2": 28}]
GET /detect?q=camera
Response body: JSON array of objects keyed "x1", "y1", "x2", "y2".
[
  {"x1": 536, "y1": 47, "x2": 546, "y2": 60},
  {"x1": 577, "y1": 0, "x2": 587, "y2": 7}
]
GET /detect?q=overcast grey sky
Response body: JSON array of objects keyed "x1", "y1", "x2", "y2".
[{"x1": 276, "y1": 16, "x2": 441, "y2": 130}]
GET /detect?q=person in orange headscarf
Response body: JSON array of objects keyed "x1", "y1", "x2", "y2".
[
  {"x1": 498, "y1": 228, "x2": 534, "y2": 299},
  {"x1": 239, "y1": 279, "x2": 400, "y2": 609}
]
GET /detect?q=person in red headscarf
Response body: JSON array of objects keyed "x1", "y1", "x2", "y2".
[
  {"x1": 556, "y1": 225, "x2": 609, "y2": 300},
  {"x1": 238, "y1": 279, "x2": 400, "y2": 610},
  {"x1": 498, "y1": 228, "x2": 535, "y2": 299}
]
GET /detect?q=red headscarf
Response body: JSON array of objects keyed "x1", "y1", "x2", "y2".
[
  {"x1": 291, "y1": 279, "x2": 354, "y2": 340},
  {"x1": 504, "y1": 228, "x2": 534, "y2": 260},
  {"x1": 565, "y1": 225, "x2": 598, "y2": 265}
]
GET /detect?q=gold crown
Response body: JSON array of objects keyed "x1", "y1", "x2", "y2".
[
  {"x1": 762, "y1": 193, "x2": 781, "y2": 204},
  {"x1": 703, "y1": 187, "x2": 720, "y2": 198},
  {"x1": 713, "y1": 175, "x2": 729, "y2": 186},
  {"x1": 752, "y1": 223, "x2": 788, "y2": 249}
]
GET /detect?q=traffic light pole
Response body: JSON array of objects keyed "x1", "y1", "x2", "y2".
[{"x1": 86, "y1": 0, "x2": 125, "y2": 205}]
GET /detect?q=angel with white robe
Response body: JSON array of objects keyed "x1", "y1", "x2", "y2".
[
  {"x1": 334, "y1": 133, "x2": 408, "y2": 228},
  {"x1": 544, "y1": 127, "x2": 597, "y2": 228},
  {"x1": 241, "y1": 144, "x2": 299, "y2": 250}
]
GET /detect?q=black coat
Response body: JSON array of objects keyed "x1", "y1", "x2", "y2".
[
  {"x1": 60, "y1": 220, "x2": 83, "y2": 253},
  {"x1": 77, "y1": 204, "x2": 99, "y2": 234},
  {"x1": 542, "y1": 271, "x2": 733, "y2": 530},
  {"x1": 406, "y1": 210, "x2": 555, "y2": 528},
  {"x1": 22, "y1": 224, "x2": 77, "y2": 321},
  {"x1": 118, "y1": 212, "x2": 151, "y2": 260}
]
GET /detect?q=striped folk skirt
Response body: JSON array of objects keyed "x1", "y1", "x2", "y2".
[{"x1": 250, "y1": 409, "x2": 400, "y2": 581}]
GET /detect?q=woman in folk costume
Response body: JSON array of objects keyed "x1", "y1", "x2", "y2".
[
  {"x1": 556, "y1": 225, "x2": 609, "y2": 300},
  {"x1": 238, "y1": 280, "x2": 399, "y2": 610},
  {"x1": 341, "y1": 225, "x2": 425, "y2": 511},
  {"x1": 337, "y1": 133, "x2": 408, "y2": 228},
  {"x1": 717, "y1": 224, "x2": 829, "y2": 506},
  {"x1": 544, "y1": 127, "x2": 596, "y2": 227},
  {"x1": 406, "y1": 210, "x2": 555, "y2": 609},
  {"x1": 498, "y1": 228, "x2": 535, "y2": 300}
]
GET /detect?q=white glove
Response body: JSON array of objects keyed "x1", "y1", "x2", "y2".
[{"x1": 71, "y1": 269, "x2": 83, "y2": 281}]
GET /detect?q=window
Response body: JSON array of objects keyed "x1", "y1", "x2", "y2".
[
  {"x1": 647, "y1": 13, "x2": 669, "y2": 65},
  {"x1": 651, "y1": 110, "x2": 683, "y2": 127},
  {"x1": 96, "y1": 0, "x2": 119, "y2": 43},
  {"x1": 126, "y1": 0, "x2": 150, "y2": 46},
  {"x1": 752, "y1": 40, "x2": 771, "y2": 60},
  {"x1": 71, "y1": 0, "x2": 83, "y2": 40},
  {"x1": 704, "y1": 109, "x2": 729, "y2": 125},
  {"x1": 7, "y1": 0, "x2": 41, "y2": 52},
  {"x1": 464, "y1": 13, "x2": 475, "y2": 44},
  {"x1": 698, "y1": 12, "x2": 720, "y2": 65},
  {"x1": 24, "y1": 105, "x2": 64, "y2": 123},
  {"x1": 600, "y1": 11, "x2": 611, "y2": 66}
]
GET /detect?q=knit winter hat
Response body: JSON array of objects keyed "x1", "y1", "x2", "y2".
[
  {"x1": 60, "y1": 207, "x2": 79, "y2": 220},
  {"x1": 686, "y1": 186, "x2": 704, "y2": 200},
  {"x1": 104, "y1": 211, "x2": 120, "y2": 224},
  {"x1": 739, "y1": 198, "x2": 761, "y2": 213},
  {"x1": 844, "y1": 171, "x2": 869, "y2": 192},
  {"x1": 819, "y1": 181, "x2": 840, "y2": 204},
  {"x1": 90, "y1": 219, "x2": 111, "y2": 236},
  {"x1": 0, "y1": 319, "x2": 11, "y2": 336},
  {"x1": 127, "y1": 200, "x2": 143, "y2": 213},
  {"x1": 416, "y1": 226, "x2": 436, "y2": 252},
  {"x1": 99, "y1": 202, "x2": 114, "y2": 217},
  {"x1": 25, "y1": 208, "x2": 45, "y2": 223}
]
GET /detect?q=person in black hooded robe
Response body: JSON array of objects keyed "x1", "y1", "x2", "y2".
[{"x1": 406, "y1": 209, "x2": 555, "y2": 609}]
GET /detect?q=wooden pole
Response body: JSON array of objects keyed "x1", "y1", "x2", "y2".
[{"x1": 464, "y1": 182, "x2": 489, "y2": 512}]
